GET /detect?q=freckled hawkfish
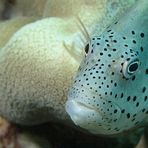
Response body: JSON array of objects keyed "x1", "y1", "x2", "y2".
[{"x1": 66, "y1": 0, "x2": 148, "y2": 135}]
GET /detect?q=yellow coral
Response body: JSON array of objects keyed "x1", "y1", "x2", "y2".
[
  {"x1": 0, "y1": 17, "x2": 86, "y2": 124},
  {"x1": 0, "y1": 17, "x2": 39, "y2": 48}
]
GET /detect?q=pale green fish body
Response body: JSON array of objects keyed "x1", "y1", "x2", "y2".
[{"x1": 66, "y1": 0, "x2": 148, "y2": 135}]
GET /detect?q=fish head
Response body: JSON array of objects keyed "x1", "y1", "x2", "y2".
[{"x1": 66, "y1": 1, "x2": 148, "y2": 134}]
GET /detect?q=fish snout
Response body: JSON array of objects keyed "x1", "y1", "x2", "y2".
[{"x1": 65, "y1": 99, "x2": 121, "y2": 134}]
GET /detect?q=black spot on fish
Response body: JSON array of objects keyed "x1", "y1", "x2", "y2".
[
  {"x1": 127, "y1": 96, "x2": 131, "y2": 101},
  {"x1": 121, "y1": 109, "x2": 125, "y2": 113},
  {"x1": 142, "y1": 87, "x2": 146, "y2": 93},
  {"x1": 140, "y1": 33, "x2": 144, "y2": 38},
  {"x1": 127, "y1": 113, "x2": 130, "y2": 118},
  {"x1": 133, "y1": 96, "x2": 137, "y2": 101},
  {"x1": 146, "y1": 69, "x2": 148, "y2": 74},
  {"x1": 132, "y1": 40, "x2": 136, "y2": 44},
  {"x1": 140, "y1": 46, "x2": 144, "y2": 52},
  {"x1": 144, "y1": 95, "x2": 147, "y2": 101},
  {"x1": 132, "y1": 31, "x2": 135, "y2": 35}
]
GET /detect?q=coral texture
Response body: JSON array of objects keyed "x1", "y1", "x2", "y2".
[
  {"x1": 0, "y1": 17, "x2": 85, "y2": 124},
  {"x1": 0, "y1": 17, "x2": 38, "y2": 48}
]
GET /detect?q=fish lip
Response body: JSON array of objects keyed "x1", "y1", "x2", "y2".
[
  {"x1": 65, "y1": 100, "x2": 109, "y2": 134},
  {"x1": 71, "y1": 101, "x2": 96, "y2": 110},
  {"x1": 66, "y1": 100, "x2": 100, "y2": 115},
  {"x1": 65, "y1": 100, "x2": 103, "y2": 126},
  {"x1": 65, "y1": 100, "x2": 124, "y2": 135}
]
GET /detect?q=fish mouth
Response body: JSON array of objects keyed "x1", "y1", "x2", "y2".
[
  {"x1": 69, "y1": 101, "x2": 98, "y2": 111},
  {"x1": 65, "y1": 100, "x2": 124, "y2": 135},
  {"x1": 65, "y1": 100, "x2": 106, "y2": 134},
  {"x1": 66, "y1": 100, "x2": 100, "y2": 118}
]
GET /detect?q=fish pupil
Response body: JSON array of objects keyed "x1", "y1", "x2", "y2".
[
  {"x1": 85, "y1": 44, "x2": 89, "y2": 54},
  {"x1": 128, "y1": 62, "x2": 139, "y2": 73}
]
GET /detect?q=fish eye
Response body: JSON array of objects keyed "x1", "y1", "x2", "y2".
[
  {"x1": 84, "y1": 43, "x2": 89, "y2": 55},
  {"x1": 128, "y1": 61, "x2": 139, "y2": 73},
  {"x1": 122, "y1": 59, "x2": 140, "y2": 78}
]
